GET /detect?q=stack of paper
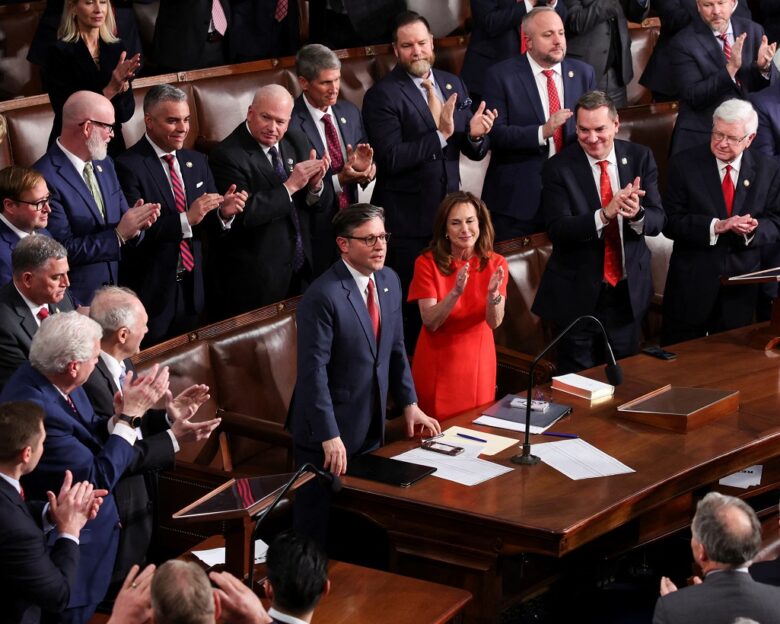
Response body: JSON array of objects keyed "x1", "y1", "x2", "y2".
[
  {"x1": 192, "y1": 538, "x2": 269, "y2": 568},
  {"x1": 552, "y1": 373, "x2": 614, "y2": 400},
  {"x1": 533, "y1": 439, "x2": 634, "y2": 480},
  {"x1": 392, "y1": 447, "x2": 513, "y2": 486}
]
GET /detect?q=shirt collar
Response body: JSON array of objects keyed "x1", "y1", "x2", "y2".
[
  {"x1": 585, "y1": 146, "x2": 617, "y2": 170},
  {"x1": 302, "y1": 95, "x2": 334, "y2": 124},
  {"x1": 267, "y1": 607, "x2": 309, "y2": 624},
  {"x1": 712, "y1": 22, "x2": 734, "y2": 39},
  {"x1": 342, "y1": 258, "x2": 373, "y2": 294},
  {"x1": 100, "y1": 351, "x2": 124, "y2": 388},
  {"x1": 716, "y1": 152, "x2": 744, "y2": 171},
  {"x1": 56, "y1": 137, "x2": 89, "y2": 174},
  {"x1": 0, "y1": 472, "x2": 22, "y2": 495},
  {"x1": 527, "y1": 54, "x2": 562, "y2": 78},
  {"x1": 145, "y1": 134, "x2": 176, "y2": 160},
  {"x1": 0, "y1": 212, "x2": 32, "y2": 239},
  {"x1": 13, "y1": 283, "x2": 48, "y2": 319}
]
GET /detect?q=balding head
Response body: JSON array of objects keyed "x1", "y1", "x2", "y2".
[
  {"x1": 691, "y1": 492, "x2": 762, "y2": 569},
  {"x1": 60, "y1": 91, "x2": 116, "y2": 161},
  {"x1": 152, "y1": 561, "x2": 216, "y2": 624},
  {"x1": 89, "y1": 286, "x2": 148, "y2": 358},
  {"x1": 247, "y1": 85, "x2": 294, "y2": 147}
]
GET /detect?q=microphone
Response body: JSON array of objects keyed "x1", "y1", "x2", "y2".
[{"x1": 510, "y1": 315, "x2": 623, "y2": 466}]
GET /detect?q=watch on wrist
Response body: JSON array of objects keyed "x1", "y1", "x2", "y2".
[
  {"x1": 629, "y1": 206, "x2": 646, "y2": 222},
  {"x1": 118, "y1": 413, "x2": 142, "y2": 429}
]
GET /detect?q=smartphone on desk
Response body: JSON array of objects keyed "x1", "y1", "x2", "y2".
[
  {"x1": 421, "y1": 440, "x2": 464, "y2": 456},
  {"x1": 642, "y1": 345, "x2": 677, "y2": 361}
]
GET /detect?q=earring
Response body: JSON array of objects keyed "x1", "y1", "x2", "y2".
[{"x1": 445, "y1": 234, "x2": 449, "y2": 239}]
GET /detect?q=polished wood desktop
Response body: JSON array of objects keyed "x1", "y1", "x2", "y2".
[{"x1": 337, "y1": 324, "x2": 780, "y2": 624}]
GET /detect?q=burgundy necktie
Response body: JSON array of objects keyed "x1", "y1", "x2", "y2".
[
  {"x1": 542, "y1": 69, "x2": 564, "y2": 154},
  {"x1": 322, "y1": 113, "x2": 350, "y2": 210},
  {"x1": 367, "y1": 278, "x2": 380, "y2": 341},
  {"x1": 19, "y1": 486, "x2": 25, "y2": 501},
  {"x1": 599, "y1": 161, "x2": 622, "y2": 286},
  {"x1": 211, "y1": 0, "x2": 227, "y2": 35},
  {"x1": 722, "y1": 164, "x2": 735, "y2": 217},
  {"x1": 37, "y1": 307, "x2": 49, "y2": 321},
  {"x1": 162, "y1": 155, "x2": 195, "y2": 272},
  {"x1": 274, "y1": 0, "x2": 288, "y2": 21},
  {"x1": 65, "y1": 394, "x2": 78, "y2": 415}
]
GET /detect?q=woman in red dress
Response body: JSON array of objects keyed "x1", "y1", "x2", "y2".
[{"x1": 408, "y1": 191, "x2": 507, "y2": 421}]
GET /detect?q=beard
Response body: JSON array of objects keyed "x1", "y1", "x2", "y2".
[
  {"x1": 86, "y1": 127, "x2": 108, "y2": 161},
  {"x1": 401, "y1": 52, "x2": 436, "y2": 78}
]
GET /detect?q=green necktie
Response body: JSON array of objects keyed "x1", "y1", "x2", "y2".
[{"x1": 83, "y1": 161, "x2": 105, "y2": 219}]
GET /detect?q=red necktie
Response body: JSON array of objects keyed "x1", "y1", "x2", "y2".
[
  {"x1": 274, "y1": 0, "x2": 288, "y2": 21},
  {"x1": 322, "y1": 113, "x2": 350, "y2": 210},
  {"x1": 518, "y1": 0, "x2": 526, "y2": 53},
  {"x1": 542, "y1": 70, "x2": 564, "y2": 154},
  {"x1": 65, "y1": 394, "x2": 78, "y2": 414},
  {"x1": 37, "y1": 307, "x2": 49, "y2": 321},
  {"x1": 19, "y1": 486, "x2": 25, "y2": 501},
  {"x1": 211, "y1": 0, "x2": 227, "y2": 35},
  {"x1": 722, "y1": 164, "x2": 735, "y2": 217},
  {"x1": 367, "y1": 278, "x2": 380, "y2": 341},
  {"x1": 599, "y1": 161, "x2": 622, "y2": 286},
  {"x1": 162, "y1": 155, "x2": 195, "y2": 272},
  {"x1": 720, "y1": 33, "x2": 732, "y2": 61}
]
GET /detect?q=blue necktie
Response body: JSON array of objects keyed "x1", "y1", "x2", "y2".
[{"x1": 268, "y1": 146, "x2": 304, "y2": 272}]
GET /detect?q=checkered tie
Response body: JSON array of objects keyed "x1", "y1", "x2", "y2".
[
  {"x1": 162, "y1": 155, "x2": 195, "y2": 272},
  {"x1": 542, "y1": 70, "x2": 564, "y2": 154},
  {"x1": 599, "y1": 160, "x2": 622, "y2": 286},
  {"x1": 322, "y1": 113, "x2": 350, "y2": 210},
  {"x1": 268, "y1": 146, "x2": 305, "y2": 272},
  {"x1": 274, "y1": 0, "x2": 288, "y2": 21}
]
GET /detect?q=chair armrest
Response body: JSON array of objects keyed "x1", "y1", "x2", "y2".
[{"x1": 216, "y1": 409, "x2": 293, "y2": 448}]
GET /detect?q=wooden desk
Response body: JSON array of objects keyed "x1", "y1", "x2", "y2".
[
  {"x1": 336, "y1": 325, "x2": 780, "y2": 624},
  {"x1": 186, "y1": 536, "x2": 472, "y2": 624}
]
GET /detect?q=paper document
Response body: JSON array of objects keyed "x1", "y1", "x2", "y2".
[
  {"x1": 533, "y1": 438, "x2": 634, "y2": 480},
  {"x1": 440, "y1": 425, "x2": 517, "y2": 456},
  {"x1": 719, "y1": 464, "x2": 763, "y2": 489},
  {"x1": 192, "y1": 538, "x2": 269, "y2": 568},
  {"x1": 473, "y1": 414, "x2": 548, "y2": 434},
  {"x1": 392, "y1": 448, "x2": 512, "y2": 486}
]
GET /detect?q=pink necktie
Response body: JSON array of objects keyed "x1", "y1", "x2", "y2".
[
  {"x1": 211, "y1": 0, "x2": 227, "y2": 35},
  {"x1": 162, "y1": 155, "x2": 195, "y2": 272},
  {"x1": 599, "y1": 161, "x2": 622, "y2": 286},
  {"x1": 367, "y1": 278, "x2": 380, "y2": 341},
  {"x1": 274, "y1": 0, "x2": 289, "y2": 22}
]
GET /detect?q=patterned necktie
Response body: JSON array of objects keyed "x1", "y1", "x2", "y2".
[
  {"x1": 722, "y1": 164, "x2": 735, "y2": 217},
  {"x1": 211, "y1": 0, "x2": 227, "y2": 35},
  {"x1": 542, "y1": 69, "x2": 564, "y2": 154},
  {"x1": 118, "y1": 362, "x2": 127, "y2": 390},
  {"x1": 720, "y1": 33, "x2": 732, "y2": 61},
  {"x1": 322, "y1": 113, "x2": 350, "y2": 210},
  {"x1": 83, "y1": 162, "x2": 105, "y2": 219},
  {"x1": 274, "y1": 0, "x2": 288, "y2": 21},
  {"x1": 366, "y1": 278, "x2": 380, "y2": 341},
  {"x1": 598, "y1": 160, "x2": 622, "y2": 286},
  {"x1": 65, "y1": 394, "x2": 78, "y2": 415},
  {"x1": 162, "y1": 154, "x2": 195, "y2": 272},
  {"x1": 37, "y1": 307, "x2": 49, "y2": 321},
  {"x1": 268, "y1": 146, "x2": 304, "y2": 272}
]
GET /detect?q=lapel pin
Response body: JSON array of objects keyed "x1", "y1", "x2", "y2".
[
  {"x1": 445, "y1": 83, "x2": 452, "y2": 90},
  {"x1": 186, "y1": 161, "x2": 193, "y2": 168},
  {"x1": 340, "y1": 117, "x2": 347, "y2": 124},
  {"x1": 744, "y1": 180, "x2": 750, "y2": 187},
  {"x1": 621, "y1": 157, "x2": 628, "y2": 165},
  {"x1": 383, "y1": 287, "x2": 388, "y2": 293},
  {"x1": 96, "y1": 165, "x2": 103, "y2": 173},
  {"x1": 568, "y1": 71, "x2": 574, "y2": 78}
]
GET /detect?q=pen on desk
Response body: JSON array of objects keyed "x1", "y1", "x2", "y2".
[
  {"x1": 541, "y1": 432, "x2": 579, "y2": 439},
  {"x1": 456, "y1": 432, "x2": 488, "y2": 443}
]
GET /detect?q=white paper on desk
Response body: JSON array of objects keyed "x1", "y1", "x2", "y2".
[
  {"x1": 441, "y1": 426, "x2": 517, "y2": 456},
  {"x1": 191, "y1": 538, "x2": 269, "y2": 568},
  {"x1": 533, "y1": 438, "x2": 634, "y2": 480},
  {"x1": 719, "y1": 464, "x2": 763, "y2": 489},
  {"x1": 473, "y1": 414, "x2": 545, "y2": 435},
  {"x1": 392, "y1": 447, "x2": 512, "y2": 486}
]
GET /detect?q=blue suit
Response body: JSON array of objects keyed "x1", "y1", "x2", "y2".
[
  {"x1": 669, "y1": 16, "x2": 769, "y2": 155},
  {"x1": 460, "y1": 0, "x2": 568, "y2": 100},
  {"x1": 0, "y1": 364, "x2": 139, "y2": 619},
  {"x1": 482, "y1": 55, "x2": 595, "y2": 238},
  {"x1": 34, "y1": 145, "x2": 130, "y2": 305},
  {"x1": 290, "y1": 96, "x2": 368, "y2": 276},
  {"x1": 0, "y1": 224, "x2": 52, "y2": 287},
  {"x1": 115, "y1": 137, "x2": 213, "y2": 344}
]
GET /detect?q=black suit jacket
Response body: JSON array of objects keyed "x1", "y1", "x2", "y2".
[
  {"x1": 0, "y1": 282, "x2": 76, "y2": 391},
  {"x1": 228, "y1": 0, "x2": 299, "y2": 62},
  {"x1": 208, "y1": 124, "x2": 332, "y2": 317},
  {"x1": 81, "y1": 357, "x2": 175, "y2": 583},
  {"x1": 0, "y1": 478, "x2": 79, "y2": 624},
  {"x1": 532, "y1": 140, "x2": 665, "y2": 326}
]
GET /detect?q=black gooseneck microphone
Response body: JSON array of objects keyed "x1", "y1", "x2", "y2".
[{"x1": 510, "y1": 315, "x2": 623, "y2": 465}]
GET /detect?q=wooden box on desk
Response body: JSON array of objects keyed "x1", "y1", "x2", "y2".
[{"x1": 616, "y1": 385, "x2": 740, "y2": 432}]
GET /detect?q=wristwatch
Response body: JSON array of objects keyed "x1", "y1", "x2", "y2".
[
  {"x1": 488, "y1": 293, "x2": 503, "y2": 306},
  {"x1": 117, "y1": 413, "x2": 142, "y2": 429},
  {"x1": 629, "y1": 206, "x2": 646, "y2": 222}
]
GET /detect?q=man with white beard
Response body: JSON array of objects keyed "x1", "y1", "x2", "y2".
[{"x1": 34, "y1": 91, "x2": 160, "y2": 304}]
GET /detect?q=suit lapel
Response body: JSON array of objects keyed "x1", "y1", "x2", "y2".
[
  {"x1": 573, "y1": 149, "x2": 602, "y2": 212},
  {"x1": 702, "y1": 155, "x2": 729, "y2": 218},
  {"x1": 294, "y1": 100, "x2": 326, "y2": 157},
  {"x1": 96, "y1": 357, "x2": 120, "y2": 396},
  {"x1": 332, "y1": 101, "x2": 360, "y2": 147},
  {"x1": 694, "y1": 21, "x2": 730, "y2": 70},
  {"x1": 733, "y1": 150, "x2": 754, "y2": 217},
  {"x1": 140, "y1": 139, "x2": 177, "y2": 211},
  {"x1": 178, "y1": 151, "x2": 204, "y2": 209},
  {"x1": 93, "y1": 159, "x2": 120, "y2": 223},
  {"x1": 337, "y1": 262, "x2": 378, "y2": 358},
  {"x1": 9, "y1": 287, "x2": 38, "y2": 343},
  {"x1": 518, "y1": 57, "x2": 546, "y2": 127},
  {"x1": 239, "y1": 125, "x2": 283, "y2": 186},
  {"x1": 395, "y1": 66, "x2": 437, "y2": 131},
  {"x1": 51, "y1": 146, "x2": 105, "y2": 225}
]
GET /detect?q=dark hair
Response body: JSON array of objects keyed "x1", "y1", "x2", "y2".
[
  {"x1": 332, "y1": 203, "x2": 385, "y2": 238},
  {"x1": 267, "y1": 531, "x2": 328, "y2": 617},
  {"x1": 427, "y1": 191, "x2": 495, "y2": 276},
  {"x1": 143, "y1": 84, "x2": 187, "y2": 114},
  {"x1": 392, "y1": 11, "x2": 431, "y2": 42},
  {"x1": 12, "y1": 235, "x2": 67, "y2": 277},
  {"x1": 296, "y1": 44, "x2": 341, "y2": 81},
  {"x1": 574, "y1": 90, "x2": 618, "y2": 120},
  {"x1": 0, "y1": 401, "x2": 44, "y2": 462}
]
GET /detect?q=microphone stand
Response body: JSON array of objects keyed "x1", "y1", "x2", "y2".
[{"x1": 510, "y1": 315, "x2": 622, "y2": 465}]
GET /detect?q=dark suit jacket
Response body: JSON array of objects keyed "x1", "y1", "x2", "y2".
[
  {"x1": 460, "y1": 0, "x2": 568, "y2": 98},
  {"x1": 153, "y1": 0, "x2": 231, "y2": 72},
  {"x1": 43, "y1": 39, "x2": 135, "y2": 158},
  {"x1": 208, "y1": 124, "x2": 332, "y2": 318},
  {"x1": 0, "y1": 478, "x2": 79, "y2": 624},
  {"x1": 532, "y1": 139, "x2": 665, "y2": 326},
  {"x1": 81, "y1": 357, "x2": 175, "y2": 583},
  {"x1": 653, "y1": 569, "x2": 780, "y2": 624},
  {"x1": 289, "y1": 260, "x2": 416, "y2": 456},
  {"x1": 750, "y1": 83, "x2": 780, "y2": 160},
  {"x1": 751, "y1": 557, "x2": 780, "y2": 586},
  {"x1": 0, "y1": 225, "x2": 52, "y2": 287},
  {"x1": 662, "y1": 144, "x2": 780, "y2": 335},
  {"x1": 0, "y1": 281, "x2": 76, "y2": 391},
  {"x1": 670, "y1": 16, "x2": 769, "y2": 154},
  {"x1": 229, "y1": 0, "x2": 299, "y2": 62},
  {"x1": 0, "y1": 364, "x2": 140, "y2": 610},
  {"x1": 34, "y1": 144, "x2": 131, "y2": 305},
  {"x1": 308, "y1": 0, "x2": 405, "y2": 45},
  {"x1": 362, "y1": 65, "x2": 488, "y2": 239},
  {"x1": 115, "y1": 138, "x2": 213, "y2": 340},
  {"x1": 481, "y1": 55, "x2": 595, "y2": 232},
  {"x1": 289, "y1": 96, "x2": 367, "y2": 276},
  {"x1": 640, "y1": 0, "x2": 752, "y2": 97},
  {"x1": 564, "y1": 0, "x2": 649, "y2": 86}
]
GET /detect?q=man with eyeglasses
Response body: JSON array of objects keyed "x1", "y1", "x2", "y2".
[
  {"x1": 289, "y1": 203, "x2": 440, "y2": 543},
  {"x1": 34, "y1": 90, "x2": 161, "y2": 305},
  {"x1": 661, "y1": 98, "x2": 780, "y2": 345},
  {"x1": 0, "y1": 165, "x2": 53, "y2": 286}
]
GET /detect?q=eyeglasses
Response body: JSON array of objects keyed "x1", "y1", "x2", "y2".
[
  {"x1": 342, "y1": 233, "x2": 392, "y2": 247},
  {"x1": 79, "y1": 119, "x2": 115, "y2": 136},
  {"x1": 11, "y1": 195, "x2": 51, "y2": 211},
  {"x1": 711, "y1": 131, "x2": 748, "y2": 146}
]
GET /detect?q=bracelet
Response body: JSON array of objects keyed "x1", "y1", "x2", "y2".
[{"x1": 488, "y1": 293, "x2": 502, "y2": 306}]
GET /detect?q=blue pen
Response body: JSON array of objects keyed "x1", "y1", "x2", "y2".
[
  {"x1": 541, "y1": 432, "x2": 579, "y2": 439},
  {"x1": 456, "y1": 432, "x2": 488, "y2": 443}
]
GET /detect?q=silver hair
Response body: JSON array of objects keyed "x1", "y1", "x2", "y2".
[
  {"x1": 12, "y1": 235, "x2": 67, "y2": 276},
  {"x1": 89, "y1": 286, "x2": 141, "y2": 335},
  {"x1": 691, "y1": 491, "x2": 762, "y2": 566},
  {"x1": 713, "y1": 99, "x2": 759, "y2": 135},
  {"x1": 296, "y1": 44, "x2": 341, "y2": 82},
  {"x1": 29, "y1": 312, "x2": 102, "y2": 374},
  {"x1": 143, "y1": 84, "x2": 188, "y2": 114}
]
